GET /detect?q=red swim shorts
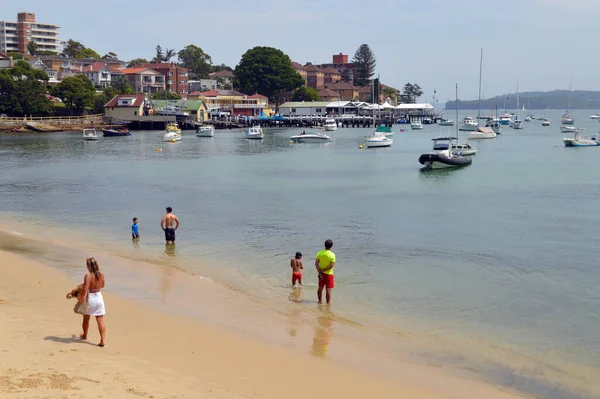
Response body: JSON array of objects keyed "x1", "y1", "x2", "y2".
[
  {"x1": 318, "y1": 273, "x2": 334, "y2": 289},
  {"x1": 292, "y1": 272, "x2": 302, "y2": 284}
]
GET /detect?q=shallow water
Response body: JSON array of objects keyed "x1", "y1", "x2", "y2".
[{"x1": 1, "y1": 110, "x2": 600, "y2": 398}]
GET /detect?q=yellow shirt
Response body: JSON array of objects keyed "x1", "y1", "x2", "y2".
[{"x1": 316, "y1": 249, "x2": 336, "y2": 275}]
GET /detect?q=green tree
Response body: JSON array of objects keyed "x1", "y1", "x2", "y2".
[
  {"x1": 0, "y1": 60, "x2": 51, "y2": 116},
  {"x1": 36, "y1": 50, "x2": 58, "y2": 56},
  {"x1": 352, "y1": 44, "x2": 377, "y2": 87},
  {"x1": 400, "y1": 83, "x2": 423, "y2": 104},
  {"x1": 212, "y1": 63, "x2": 233, "y2": 73},
  {"x1": 110, "y1": 77, "x2": 134, "y2": 94},
  {"x1": 150, "y1": 90, "x2": 181, "y2": 100},
  {"x1": 27, "y1": 40, "x2": 38, "y2": 56},
  {"x1": 62, "y1": 39, "x2": 100, "y2": 59},
  {"x1": 52, "y1": 74, "x2": 96, "y2": 114},
  {"x1": 383, "y1": 87, "x2": 398, "y2": 105},
  {"x1": 7, "y1": 52, "x2": 24, "y2": 60},
  {"x1": 76, "y1": 48, "x2": 101, "y2": 59},
  {"x1": 291, "y1": 86, "x2": 319, "y2": 102},
  {"x1": 127, "y1": 58, "x2": 149, "y2": 68},
  {"x1": 152, "y1": 45, "x2": 175, "y2": 63},
  {"x1": 102, "y1": 52, "x2": 118, "y2": 60},
  {"x1": 92, "y1": 93, "x2": 108, "y2": 114},
  {"x1": 234, "y1": 46, "x2": 304, "y2": 107},
  {"x1": 178, "y1": 45, "x2": 212, "y2": 78}
]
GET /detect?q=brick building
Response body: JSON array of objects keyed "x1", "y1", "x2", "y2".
[
  {"x1": 318, "y1": 53, "x2": 355, "y2": 85},
  {"x1": 0, "y1": 12, "x2": 61, "y2": 54},
  {"x1": 137, "y1": 63, "x2": 189, "y2": 96}
]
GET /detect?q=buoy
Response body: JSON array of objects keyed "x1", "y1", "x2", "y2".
[
  {"x1": 156, "y1": 148, "x2": 162, "y2": 152},
  {"x1": 290, "y1": 141, "x2": 293, "y2": 144},
  {"x1": 171, "y1": 139, "x2": 176, "y2": 143},
  {"x1": 358, "y1": 144, "x2": 364, "y2": 149}
]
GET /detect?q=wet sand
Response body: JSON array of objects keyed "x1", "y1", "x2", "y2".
[{"x1": 0, "y1": 250, "x2": 530, "y2": 399}]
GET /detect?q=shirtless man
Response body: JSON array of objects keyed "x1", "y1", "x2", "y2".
[{"x1": 160, "y1": 207, "x2": 180, "y2": 245}]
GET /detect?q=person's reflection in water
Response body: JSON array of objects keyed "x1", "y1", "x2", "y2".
[
  {"x1": 287, "y1": 287, "x2": 303, "y2": 338},
  {"x1": 312, "y1": 305, "x2": 334, "y2": 358},
  {"x1": 164, "y1": 244, "x2": 176, "y2": 257}
]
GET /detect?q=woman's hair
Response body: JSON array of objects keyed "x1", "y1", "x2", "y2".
[{"x1": 86, "y1": 258, "x2": 101, "y2": 280}]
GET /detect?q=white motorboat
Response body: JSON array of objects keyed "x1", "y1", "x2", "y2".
[
  {"x1": 323, "y1": 118, "x2": 338, "y2": 131},
  {"x1": 82, "y1": 128, "x2": 99, "y2": 141},
  {"x1": 419, "y1": 137, "x2": 472, "y2": 171},
  {"x1": 196, "y1": 125, "x2": 215, "y2": 137},
  {"x1": 560, "y1": 125, "x2": 578, "y2": 133},
  {"x1": 467, "y1": 126, "x2": 496, "y2": 139},
  {"x1": 512, "y1": 120, "x2": 524, "y2": 129},
  {"x1": 541, "y1": 117, "x2": 551, "y2": 126},
  {"x1": 290, "y1": 131, "x2": 331, "y2": 143},
  {"x1": 163, "y1": 131, "x2": 181, "y2": 142},
  {"x1": 563, "y1": 130, "x2": 600, "y2": 147},
  {"x1": 439, "y1": 119, "x2": 454, "y2": 126},
  {"x1": 485, "y1": 120, "x2": 502, "y2": 135},
  {"x1": 561, "y1": 112, "x2": 575, "y2": 125},
  {"x1": 451, "y1": 142, "x2": 477, "y2": 156},
  {"x1": 410, "y1": 121, "x2": 424, "y2": 130},
  {"x1": 590, "y1": 114, "x2": 600, "y2": 120},
  {"x1": 459, "y1": 116, "x2": 478, "y2": 131},
  {"x1": 245, "y1": 125, "x2": 264, "y2": 139},
  {"x1": 365, "y1": 131, "x2": 393, "y2": 148}
]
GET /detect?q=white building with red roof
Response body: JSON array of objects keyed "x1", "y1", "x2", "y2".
[{"x1": 73, "y1": 61, "x2": 112, "y2": 88}]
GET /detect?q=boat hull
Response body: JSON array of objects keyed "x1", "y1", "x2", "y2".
[
  {"x1": 467, "y1": 132, "x2": 496, "y2": 139},
  {"x1": 365, "y1": 139, "x2": 393, "y2": 148},
  {"x1": 459, "y1": 125, "x2": 478, "y2": 131},
  {"x1": 290, "y1": 135, "x2": 331, "y2": 143},
  {"x1": 323, "y1": 125, "x2": 337, "y2": 131},
  {"x1": 561, "y1": 119, "x2": 575, "y2": 125},
  {"x1": 163, "y1": 135, "x2": 181, "y2": 142},
  {"x1": 418, "y1": 152, "x2": 472, "y2": 170},
  {"x1": 439, "y1": 121, "x2": 454, "y2": 126},
  {"x1": 563, "y1": 139, "x2": 600, "y2": 147},
  {"x1": 82, "y1": 137, "x2": 98, "y2": 141},
  {"x1": 246, "y1": 134, "x2": 263, "y2": 140},
  {"x1": 103, "y1": 130, "x2": 131, "y2": 137},
  {"x1": 410, "y1": 124, "x2": 423, "y2": 130}
]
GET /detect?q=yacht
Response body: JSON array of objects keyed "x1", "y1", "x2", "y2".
[
  {"x1": 561, "y1": 112, "x2": 575, "y2": 125},
  {"x1": 245, "y1": 125, "x2": 264, "y2": 139},
  {"x1": 419, "y1": 137, "x2": 472, "y2": 171},
  {"x1": 459, "y1": 116, "x2": 478, "y2": 131},
  {"x1": 590, "y1": 114, "x2": 600, "y2": 120},
  {"x1": 323, "y1": 119, "x2": 338, "y2": 131},
  {"x1": 290, "y1": 131, "x2": 331, "y2": 143},
  {"x1": 196, "y1": 125, "x2": 215, "y2": 137},
  {"x1": 365, "y1": 131, "x2": 393, "y2": 148},
  {"x1": 163, "y1": 131, "x2": 181, "y2": 142}
]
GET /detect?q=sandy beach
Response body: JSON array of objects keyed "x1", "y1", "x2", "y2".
[{"x1": 0, "y1": 250, "x2": 532, "y2": 399}]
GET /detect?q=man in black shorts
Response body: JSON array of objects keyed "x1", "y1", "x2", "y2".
[{"x1": 160, "y1": 207, "x2": 180, "y2": 245}]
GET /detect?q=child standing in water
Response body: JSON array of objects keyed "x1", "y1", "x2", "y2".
[
  {"x1": 291, "y1": 252, "x2": 303, "y2": 286},
  {"x1": 131, "y1": 217, "x2": 140, "y2": 239}
]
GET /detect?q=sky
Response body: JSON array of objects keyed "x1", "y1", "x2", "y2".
[{"x1": 5, "y1": 0, "x2": 599, "y2": 103}]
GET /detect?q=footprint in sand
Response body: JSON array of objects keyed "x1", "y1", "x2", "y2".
[{"x1": 0, "y1": 299, "x2": 8, "y2": 305}]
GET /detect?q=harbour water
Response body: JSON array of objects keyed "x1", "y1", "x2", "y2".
[{"x1": 1, "y1": 110, "x2": 600, "y2": 398}]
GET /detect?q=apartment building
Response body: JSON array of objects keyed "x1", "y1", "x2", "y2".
[
  {"x1": 0, "y1": 12, "x2": 61, "y2": 54},
  {"x1": 318, "y1": 53, "x2": 355, "y2": 86},
  {"x1": 136, "y1": 63, "x2": 189, "y2": 96}
]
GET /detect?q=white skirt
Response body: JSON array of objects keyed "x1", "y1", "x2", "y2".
[{"x1": 87, "y1": 292, "x2": 105, "y2": 316}]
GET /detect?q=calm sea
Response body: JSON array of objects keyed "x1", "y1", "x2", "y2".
[{"x1": 1, "y1": 110, "x2": 600, "y2": 398}]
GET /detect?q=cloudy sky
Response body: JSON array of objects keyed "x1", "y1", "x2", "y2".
[{"x1": 4, "y1": 0, "x2": 598, "y2": 102}]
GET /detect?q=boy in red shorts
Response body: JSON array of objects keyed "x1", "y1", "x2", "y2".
[
  {"x1": 291, "y1": 252, "x2": 303, "y2": 286},
  {"x1": 315, "y1": 239, "x2": 336, "y2": 304}
]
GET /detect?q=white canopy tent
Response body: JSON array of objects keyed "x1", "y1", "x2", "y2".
[{"x1": 396, "y1": 103, "x2": 434, "y2": 110}]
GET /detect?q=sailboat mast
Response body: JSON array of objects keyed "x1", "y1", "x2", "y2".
[
  {"x1": 477, "y1": 48, "x2": 483, "y2": 119},
  {"x1": 455, "y1": 83, "x2": 459, "y2": 138},
  {"x1": 516, "y1": 79, "x2": 520, "y2": 119}
]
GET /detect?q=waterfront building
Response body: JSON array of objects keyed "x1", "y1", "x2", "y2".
[
  {"x1": 208, "y1": 70, "x2": 234, "y2": 89},
  {"x1": 278, "y1": 101, "x2": 332, "y2": 116},
  {"x1": 188, "y1": 79, "x2": 218, "y2": 93},
  {"x1": 0, "y1": 12, "x2": 61, "y2": 54},
  {"x1": 119, "y1": 68, "x2": 165, "y2": 94},
  {"x1": 104, "y1": 94, "x2": 149, "y2": 120},
  {"x1": 136, "y1": 63, "x2": 189, "y2": 96},
  {"x1": 150, "y1": 99, "x2": 209, "y2": 121},
  {"x1": 189, "y1": 89, "x2": 268, "y2": 117}
]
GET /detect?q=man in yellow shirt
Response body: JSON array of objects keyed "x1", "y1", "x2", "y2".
[{"x1": 315, "y1": 239, "x2": 336, "y2": 304}]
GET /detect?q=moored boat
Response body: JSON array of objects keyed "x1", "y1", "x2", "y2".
[
  {"x1": 419, "y1": 137, "x2": 472, "y2": 171},
  {"x1": 439, "y1": 119, "x2": 454, "y2": 126},
  {"x1": 498, "y1": 114, "x2": 512, "y2": 125},
  {"x1": 196, "y1": 125, "x2": 215, "y2": 137},
  {"x1": 83, "y1": 128, "x2": 99, "y2": 140},
  {"x1": 541, "y1": 117, "x2": 551, "y2": 126},
  {"x1": 245, "y1": 125, "x2": 264, "y2": 139},
  {"x1": 563, "y1": 130, "x2": 600, "y2": 147},
  {"x1": 290, "y1": 131, "x2": 331, "y2": 143},
  {"x1": 323, "y1": 118, "x2": 338, "y2": 131},
  {"x1": 163, "y1": 131, "x2": 181, "y2": 142},
  {"x1": 375, "y1": 125, "x2": 394, "y2": 137},
  {"x1": 165, "y1": 122, "x2": 181, "y2": 134},
  {"x1": 467, "y1": 126, "x2": 496, "y2": 139},
  {"x1": 560, "y1": 125, "x2": 578, "y2": 133},
  {"x1": 591, "y1": 114, "x2": 600, "y2": 120},
  {"x1": 103, "y1": 128, "x2": 131, "y2": 137},
  {"x1": 459, "y1": 116, "x2": 478, "y2": 131},
  {"x1": 410, "y1": 121, "x2": 424, "y2": 130}
]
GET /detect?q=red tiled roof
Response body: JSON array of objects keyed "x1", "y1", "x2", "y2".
[
  {"x1": 328, "y1": 82, "x2": 357, "y2": 90},
  {"x1": 248, "y1": 94, "x2": 267, "y2": 99},
  {"x1": 291, "y1": 62, "x2": 307, "y2": 71},
  {"x1": 188, "y1": 91, "x2": 203, "y2": 96},
  {"x1": 104, "y1": 94, "x2": 146, "y2": 108},
  {"x1": 78, "y1": 62, "x2": 109, "y2": 73},
  {"x1": 304, "y1": 64, "x2": 324, "y2": 73},
  {"x1": 119, "y1": 67, "x2": 158, "y2": 75},
  {"x1": 209, "y1": 70, "x2": 234, "y2": 78},
  {"x1": 316, "y1": 88, "x2": 339, "y2": 98},
  {"x1": 194, "y1": 90, "x2": 219, "y2": 97}
]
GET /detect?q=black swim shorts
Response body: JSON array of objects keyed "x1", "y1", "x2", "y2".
[{"x1": 164, "y1": 228, "x2": 176, "y2": 242}]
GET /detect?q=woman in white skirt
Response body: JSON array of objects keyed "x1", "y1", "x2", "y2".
[{"x1": 78, "y1": 258, "x2": 106, "y2": 347}]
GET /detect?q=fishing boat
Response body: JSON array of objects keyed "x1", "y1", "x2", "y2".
[
  {"x1": 563, "y1": 130, "x2": 600, "y2": 147},
  {"x1": 542, "y1": 117, "x2": 551, "y2": 126},
  {"x1": 290, "y1": 130, "x2": 331, "y2": 143},
  {"x1": 323, "y1": 118, "x2": 338, "y2": 131},
  {"x1": 410, "y1": 120, "x2": 424, "y2": 130},
  {"x1": 245, "y1": 125, "x2": 264, "y2": 139},
  {"x1": 196, "y1": 125, "x2": 215, "y2": 137},
  {"x1": 439, "y1": 119, "x2": 454, "y2": 126},
  {"x1": 560, "y1": 125, "x2": 578, "y2": 133},
  {"x1": 419, "y1": 137, "x2": 472, "y2": 171},
  {"x1": 375, "y1": 125, "x2": 394, "y2": 137},
  {"x1": 103, "y1": 128, "x2": 131, "y2": 137},
  {"x1": 82, "y1": 128, "x2": 99, "y2": 140},
  {"x1": 459, "y1": 116, "x2": 478, "y2": 131}
]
